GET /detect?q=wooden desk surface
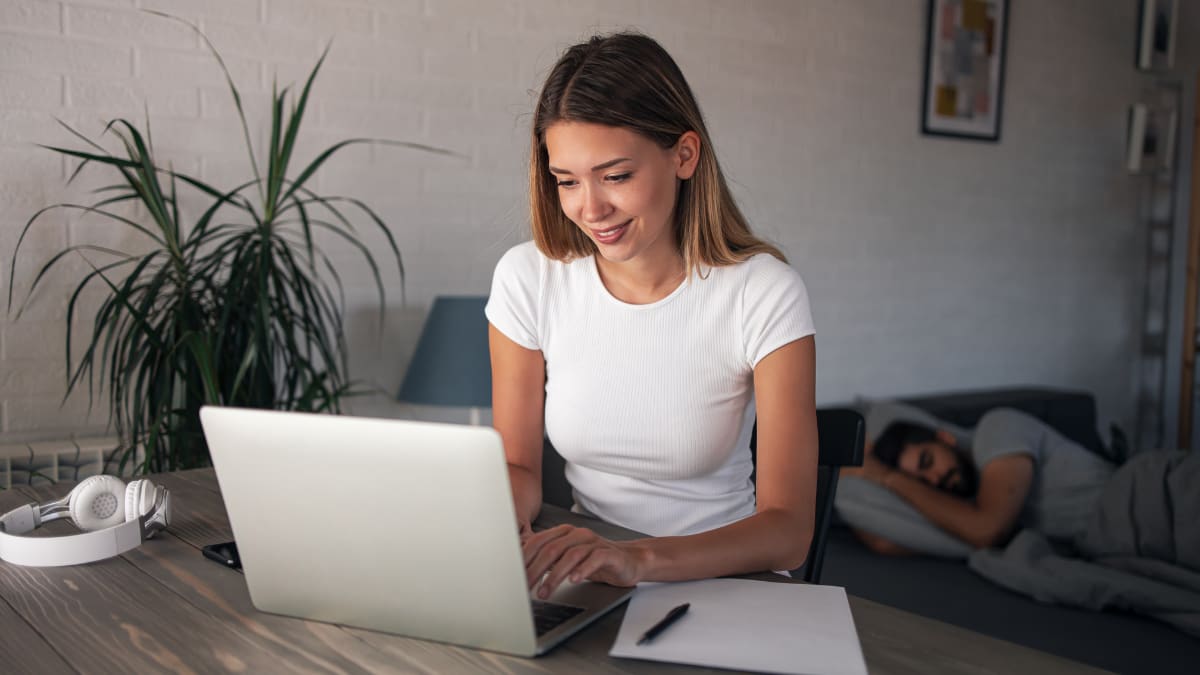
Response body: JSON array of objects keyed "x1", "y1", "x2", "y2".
[{"x1": 0, "y1": 469, "x2": 1110, "y2": 674}]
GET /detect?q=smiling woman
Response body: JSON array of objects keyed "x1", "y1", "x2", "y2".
[
  {"x1": 544, "y1": 122, "x2": 693, "y2": 303},
  {"x1": 486, "y1": 33, "x2": 819, "y2": 598}
]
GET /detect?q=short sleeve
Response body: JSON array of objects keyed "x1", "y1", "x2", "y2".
[
  {"x1": 741, "y1": 255, "x2": 816, "y2": 367},
  {"x1": 972, "y1": 408, "x2": 1044, "y2": 469},
  {"x1": 485, "y1": 242, "x2": 542, "y2": 350}
]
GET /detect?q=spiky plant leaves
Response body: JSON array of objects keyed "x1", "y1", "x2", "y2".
[{"x1": 8, "y1": 14, "x2": 450, "y2": 474}]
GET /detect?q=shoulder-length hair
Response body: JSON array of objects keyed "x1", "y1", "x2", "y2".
[{"x1": 530, "y1": 33, "x2": 785, "y2": 273}]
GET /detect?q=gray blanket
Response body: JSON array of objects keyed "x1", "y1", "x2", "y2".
[{"x1": 968, "y1": 450, "x2": 1200, "y2": 636}]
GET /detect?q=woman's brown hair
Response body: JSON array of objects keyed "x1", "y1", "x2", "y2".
[{"x1": 530, "y1": 33, "x2": 785, "y2": 273}]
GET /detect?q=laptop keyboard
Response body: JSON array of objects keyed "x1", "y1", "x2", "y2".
[{"x1": 531, "y1": 600, "x2": 585, "y2": 636}]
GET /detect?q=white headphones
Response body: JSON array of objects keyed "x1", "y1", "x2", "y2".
[{"x1": 0, "y1": 475, "x2": 172, "y2": 567}]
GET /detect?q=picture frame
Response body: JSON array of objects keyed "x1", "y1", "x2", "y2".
[
  {"x1": 920, "y1": 0, "x2": 1010, "y2": 142},
  {"x1": 1126, "y1": 103, "x2": 1178, "y2": 174},
  {"x1": 1136, "y1": 0, "x2": 1178, "y2": 71}
]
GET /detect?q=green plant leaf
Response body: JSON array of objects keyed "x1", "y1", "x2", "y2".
[
  {"x1": 12, "y1": 12, "x2": 452, "y2": 473},
  {"x1": 143, "y1": 9, "x2": 264, "y2": 203}
]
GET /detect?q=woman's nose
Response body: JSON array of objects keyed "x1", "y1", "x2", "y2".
[{"x1": 580, "y1": 185, "x2": 611, "y2": 223}]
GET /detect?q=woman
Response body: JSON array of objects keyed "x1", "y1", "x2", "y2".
[{"x1": 486, "y1": 33, "x2": 818, "y2": 599}]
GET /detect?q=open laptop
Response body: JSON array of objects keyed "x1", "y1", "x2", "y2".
[{"x1": 199, "y1": 406, "x2": 634, "y2": 656}]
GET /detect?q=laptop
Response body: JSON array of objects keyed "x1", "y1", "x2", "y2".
[{"x1": 199, "y1": 406, "x2": 634, "y2": 656}]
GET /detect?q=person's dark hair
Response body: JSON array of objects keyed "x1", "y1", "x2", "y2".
[
  {"x1": 873, "y1": 422, "x2": 936, "y2": 468},
  {"x1": 529, "y1": 32, "x2": 785, "y2": 273},
  {"x1": 873, "y1": 421, "x2": 979, "y2": 498}
]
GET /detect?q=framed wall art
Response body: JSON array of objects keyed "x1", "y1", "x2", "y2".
[{"x1": 920, "y1": 0, "x2": 1010, "y2": 142}]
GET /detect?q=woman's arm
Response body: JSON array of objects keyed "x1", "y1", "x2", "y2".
[
  {"x1": 525, "y1": 336, "x2": 818, "y2": 596},
  {"x1": 489, "y1": 324, "x2": 546, "y2": 532}
]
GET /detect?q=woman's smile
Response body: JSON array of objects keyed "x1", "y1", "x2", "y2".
[{"x1": 590, "y1": 219, "x2": 632, "y2": 245}]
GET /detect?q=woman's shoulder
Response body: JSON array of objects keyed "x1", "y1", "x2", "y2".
[
  {"x1": 495, "y1": 241, "x2": 550, "y2": 280},
  {"x1": 497, "y1": 240, "x2": 543, "y2": 268},
  {"x1": 746, "y1": 251, "x2": 798, "y2": 271},
  {"x1": 497, "y1": 241, "x2": 590, "y2": 271},
  {"x1": 720, "y1": 252, "x2": 804, "y2": 288},
  {"x1": 493, "y1": 241, "x2": 595, "y2": 297}
]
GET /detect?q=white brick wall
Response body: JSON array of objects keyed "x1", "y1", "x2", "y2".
[{"x1": 1, "y1": 0, "x2": 1197, "y2": 444}]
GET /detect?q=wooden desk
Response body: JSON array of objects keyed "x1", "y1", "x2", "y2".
[{"x1": 0, "y1": 469, "x2": 1109, "y2": 674}]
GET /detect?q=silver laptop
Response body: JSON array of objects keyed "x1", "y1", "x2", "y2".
[{"x1": 199, "y1": 406, "x2": 633, "y2": 656}]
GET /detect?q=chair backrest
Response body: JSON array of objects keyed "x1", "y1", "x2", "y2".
[
  {"x1": 540, "y1": 436, "x2": 573, "y2": 510},
  {"x1": 539, "y1": 407, "x2": 865, "y2": 584},
  {"x1": 750, "y1": 408, "x2": 864, "y2": 582}
]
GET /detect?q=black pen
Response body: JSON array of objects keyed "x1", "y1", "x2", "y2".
[{"x1": 637, "y1": 602, "x2": 690, "y2": 645}]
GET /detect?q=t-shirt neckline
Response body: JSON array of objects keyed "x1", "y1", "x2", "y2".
[{"x1": 588, "y1": 255, "x2": 691, "y2": 309}]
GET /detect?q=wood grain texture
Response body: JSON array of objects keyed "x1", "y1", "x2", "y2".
[
  {"x1": 0, "y1": 489, "x2": 82, "y2": 674},
  {"x1": 169, "y1": 468, "x2": 221, "y2": 493},
  {"x1": 0, "y1": 470, "x2": 1113, "y2": 674},
  {"x1": 5, "y1": 482, "x2": 385, "y2": 673},
  {"x1": 848, "y1": 596, "x2": 1111, "y2": 675}
]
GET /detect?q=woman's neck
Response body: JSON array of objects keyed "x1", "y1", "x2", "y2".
[{"x1": 594, "y1": 250, "x2": 687, "y2": 305}]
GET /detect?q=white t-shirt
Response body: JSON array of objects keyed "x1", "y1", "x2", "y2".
[{"x1": 485, "y1": 241, "x2": 815, "y2": 536}]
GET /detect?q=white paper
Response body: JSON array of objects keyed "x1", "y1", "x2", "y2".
[{"x1": 610, "y1": 578, "x2": 867, "y2": 675}]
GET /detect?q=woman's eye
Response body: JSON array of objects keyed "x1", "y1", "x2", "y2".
[
  {"x1": 555, "y1": 179, "x2": 577, "y2": 188},
  {"x1": 606, "y1": 172, "x2": 632, "y2": 183}
]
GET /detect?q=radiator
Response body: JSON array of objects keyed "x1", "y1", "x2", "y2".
[{"x1": 0, "y1": 437, "x2": 140, "y2": 489}]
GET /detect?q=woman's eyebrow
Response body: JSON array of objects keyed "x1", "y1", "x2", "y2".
[{"x1": 548, "y1": 157, "x2": 632, "y2": 174}]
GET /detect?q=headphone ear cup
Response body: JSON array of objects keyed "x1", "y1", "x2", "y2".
[
  {"x1": 68, "y1": 475, "x2": 127, "y2": 531},
  {"x1": 124, "y1": 480, "x2": 154, "y2": 522}
]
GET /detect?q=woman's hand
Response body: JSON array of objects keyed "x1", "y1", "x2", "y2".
[{"x1": 521, "y1": 524, "x2": 646, "y2": 599}]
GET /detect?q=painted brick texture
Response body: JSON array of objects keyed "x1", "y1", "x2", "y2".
[{"x1": 0, "y1": 0, "x2": 1196, "y2": 441}]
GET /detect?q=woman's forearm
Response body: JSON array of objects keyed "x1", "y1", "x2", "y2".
[
  {"x1": 507, "y1": 463, "x2": 543, "y2": 527},
  {"x1": 626, "y1": 508, "x2": 813, "y2": 581}
]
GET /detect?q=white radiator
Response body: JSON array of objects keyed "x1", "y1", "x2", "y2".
[{"x1": 0, "y1": 437, "x2": 140, "y2": 489}]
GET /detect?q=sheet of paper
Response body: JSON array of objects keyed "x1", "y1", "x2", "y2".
[{"x1": 610, "y1": 578, "x2": 867, "y2": 675}]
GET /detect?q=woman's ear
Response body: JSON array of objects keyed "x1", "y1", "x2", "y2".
[{"x1": 674, "y1": 131, "x2": 701, "y2": 180}]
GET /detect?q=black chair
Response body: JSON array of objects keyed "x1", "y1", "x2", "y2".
[
  {"x1": 750, "y1": 408, "x2": 865, "y2": 583},
  {"x1": 539, "y1": 407, "x2": 865, "y2": 584}
]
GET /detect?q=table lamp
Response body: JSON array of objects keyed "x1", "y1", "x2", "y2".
[{"x1": 397, "y1": 296, "x2": 492, "y2": 425}]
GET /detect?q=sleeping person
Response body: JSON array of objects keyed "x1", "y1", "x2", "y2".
[
  {"x1": 840, "y1": 402, "x2": 1200, "y2": 634},
  {"x1": 842, "y1": 407, "x2": 1115, "y2": 553}
]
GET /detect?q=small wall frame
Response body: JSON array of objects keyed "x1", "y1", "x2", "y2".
[{"x1": 920, "y1": 0, "x2": 1010, "y2": 142}]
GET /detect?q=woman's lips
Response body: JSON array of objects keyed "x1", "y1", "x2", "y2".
[{"x1": 591, "y1": 219, "x2": 631, "y2": 245}]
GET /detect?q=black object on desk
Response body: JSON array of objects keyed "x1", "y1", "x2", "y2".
[
  {"x1": 202, "y1": 540, "x2": 243, "y2": 572},
  {"x1": 637, "y1": 602, "x2": 690, "y2": 645}
]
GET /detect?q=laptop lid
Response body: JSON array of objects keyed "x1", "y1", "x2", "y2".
[{"x1": 199, "y1": 406, "x2": 630, "y2": 656}]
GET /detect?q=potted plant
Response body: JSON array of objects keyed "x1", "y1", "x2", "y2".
[{"x1": 8, "y1": 14, "x2": 450, "y2": 474}]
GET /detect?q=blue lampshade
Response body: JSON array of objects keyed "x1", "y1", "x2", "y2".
[{"x1": 397, "y1": 296, "x2": 491, "y2": 407}]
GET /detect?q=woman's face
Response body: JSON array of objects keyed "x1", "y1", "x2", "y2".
[{"x1": 544, "y1": 121, "x2": 697, "y2": 268}]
